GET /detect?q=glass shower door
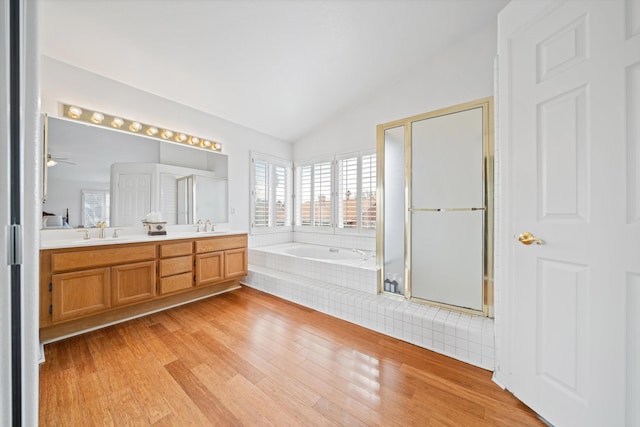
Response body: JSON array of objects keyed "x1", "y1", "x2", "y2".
[{"x1": 409, "y1": 107, "x2": 485, "y2": 311}]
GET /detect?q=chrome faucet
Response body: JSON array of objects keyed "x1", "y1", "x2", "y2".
[
  {"x1": 204, "y1": 220, "x2": 214, "y2": 232},
  {"x1": 77, "y1": 229, "x2": 90, "y2": 240},
  {"x1": 196, "y1": 219, "x2": 203, "y2": 232},
  {"x1": 112, "y1": 229, "x2": 123, "y2": 238}
]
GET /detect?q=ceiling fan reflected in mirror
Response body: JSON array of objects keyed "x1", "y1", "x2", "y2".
[{"x1": 46, "y1": 154, "x2": 76, "y2": 167}]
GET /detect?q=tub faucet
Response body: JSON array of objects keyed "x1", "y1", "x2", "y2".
[{"x1": 352, "y1": 248, "x2": 369, "y2": 260}]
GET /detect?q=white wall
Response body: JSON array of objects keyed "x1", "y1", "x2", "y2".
[
  {"x1": 40, "y1": 56, "x2": 293, "y2": 232},
  {"x1": 291, "y1": 21, "x2": 497, "y2": 252},
  {"x1": 293, "y1": 21, "x2": 497, "y2": 160}
]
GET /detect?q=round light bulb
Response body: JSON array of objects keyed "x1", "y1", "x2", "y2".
[
  {"x1": 161, "y1": 130, "x2": 173, "y2": 139},
  {"x1": 68, "y1": 106, "x2": 83, "y2": 119},
  {"x1": 176, "y1": 133, "x2": 187, "y2": 142},
  {"x1": 111, "y1": 117, "x2": 124, "y2": 128},
  {"x1": 213, "y1": 142, "x2": 221, "y2": 150},
  {"x1": 190, "y1": 136, "x2": 200, "y2": 145},
  {"x1": 146, "y1": 126, "x2": 159, "y2": 136},
  {"x1": 203, "y1": 140, "x2": 212, "y2": 147},
  {"x1": 129, "y1": 122, "x2": 142, "y2": 132},
  {"x1": 91, "y1": 112, "x2": 105, "y2": 124}
]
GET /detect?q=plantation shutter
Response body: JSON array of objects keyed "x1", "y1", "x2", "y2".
[
  {"x1": 296, "y1": 165, "x2": 312, "y2": 226},
  {"x1": 313, "y1": 162, "x2": 332, "y2": 227},
  {"x1": 361, "y1": 153, "x2": 376, "y2": 230},
  {"x1": 338, "y1": 157, "x2": 358, "y2": 229},
  {"x1": 253, "y1": 159, "x2": 270, "y2": 228},
  {"x1": 274, "y1": 164, "x2": 290, "y2": 227}
]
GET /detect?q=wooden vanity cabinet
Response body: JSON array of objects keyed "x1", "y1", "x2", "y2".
[{"x1": 40, "y1": 233, "x2": 247, "y2": 341}]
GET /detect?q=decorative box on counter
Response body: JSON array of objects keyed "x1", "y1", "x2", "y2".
[{"x1": 142, "y1": 221, "x2": 167, "y2": 236}]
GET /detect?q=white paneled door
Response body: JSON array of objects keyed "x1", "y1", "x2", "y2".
[
  {"x1": 115, "y1": 173, "x2": 151, "y2": 227},
  {"x1": 499, "y1": 0, "x2": 640, "y2": 425}
]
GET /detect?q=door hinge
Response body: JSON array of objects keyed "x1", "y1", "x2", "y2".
[
  {"x1": 49, "y1": 283, "x2": 52, "y2": 292},
  {"x1": 48, "y1": 305, "x2": 52, "y2": 314},
  {"x1": 7, "y1": 224, "x2": 22, "y2": 265}
]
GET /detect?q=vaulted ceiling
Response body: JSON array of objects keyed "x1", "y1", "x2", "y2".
[{"x1": 40, "y1": 0, "x2": 508, "y2": 142}]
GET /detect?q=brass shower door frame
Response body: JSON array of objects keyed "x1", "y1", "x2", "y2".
[{"x1": 376, "y1": 97, "x2": 494, "y2": 317}]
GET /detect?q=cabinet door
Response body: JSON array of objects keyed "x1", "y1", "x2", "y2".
[
  {"x1": 52, "y1": 267, "x2": 111, "y2": 323},
  {"x1": 224, "y1": 248, "x2": 247, "y2": 279},
  {"x1": 112, "y1": 261, "x2": 157, "y2": 307},
  {"x1": 195, "y1": 252, "x2": 224, "y2": 286}
]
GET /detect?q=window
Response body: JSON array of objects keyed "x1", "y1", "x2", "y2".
[
  {"x1": 295, "y1": 160, "x2": 334, "y2": 230},
  {"x1": 250, "y1": 152, "x2": 292, "y2": 233},
  {"x1": 295, "y1": 150, "x2": 376, "y2": 233},
  {"x1": 336, "y1": 151, "x2": 376, "y2": 232},
  {"x1": 81, "y1": 189, "x2": 110, "y2": 227}
]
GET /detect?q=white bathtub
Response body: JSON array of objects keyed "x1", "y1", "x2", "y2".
[
  {"x1": 248, "y1": 242, "x2": 377, "y2": 293},
  {"x1": 257, "y1": 243, "x2": 375, "y2": 268}
]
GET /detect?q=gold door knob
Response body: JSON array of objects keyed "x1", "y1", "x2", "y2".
[{"x1": 518, "y1": 231, "x2": 543, "y2": 245}]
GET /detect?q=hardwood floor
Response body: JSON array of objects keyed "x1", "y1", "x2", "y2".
[{"x1": 39, "y1": 286, "x2": 543, "y2": 426}]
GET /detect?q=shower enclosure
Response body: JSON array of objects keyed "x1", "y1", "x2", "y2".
[{"x1": 376, "y1": 98, "x2": 494, "y2": 316}]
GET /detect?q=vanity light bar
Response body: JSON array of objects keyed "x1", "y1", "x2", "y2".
[{"x1": 61, "y1": 104, "x2": 223, "y2": 152}]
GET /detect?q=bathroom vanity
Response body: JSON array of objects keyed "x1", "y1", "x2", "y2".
[{"x1": 39, "y1": 232, "x2": 247, "y2": 341}]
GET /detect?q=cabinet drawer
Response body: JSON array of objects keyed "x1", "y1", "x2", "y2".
[
  {"x1": 51, "y1": 244, "x2": 156, "y2": 272},
  {"x1": 159, "y1": 241, "x2": 193, "y2": 258},
  {"x1": 159, "y1": 256, "x2": 193, "y2": 277},
  {"x1": 159, "y1": 272, "x2": 194, "y2": 295},
  {"x1": 195, "y1": 235, "x2": 247, "y2": 253}
]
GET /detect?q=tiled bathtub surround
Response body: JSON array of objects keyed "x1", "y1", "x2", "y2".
[
  {"x1": 245, "y1": 243, "x2": 495, "y2": 370},
  {"x1": 248, "y1": 231, "x2": 294, "y2": 248},
  {"x1": 248, "y1": 231, "x2": 376, "y2": 251}
]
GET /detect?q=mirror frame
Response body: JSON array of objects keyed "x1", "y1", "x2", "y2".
[{"x1": 376, "y1": 97, "x2": 494, "y2": 317}]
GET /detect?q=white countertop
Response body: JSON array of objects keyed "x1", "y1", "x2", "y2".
[{"x1": 40, "y1": 228, "x2": 247, "y2": 250}]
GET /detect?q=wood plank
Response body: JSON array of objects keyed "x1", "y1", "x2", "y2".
[{"x1": 164, "y1": 359, "x2": 242, "y2": 425}]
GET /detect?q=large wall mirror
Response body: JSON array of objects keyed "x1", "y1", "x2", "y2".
[
  {"x1": 376, "y1": 97, "x2": 494, "y2": 316},
  {"x1": 42, "y1": 116, "x2": 229, "y2": 229}
]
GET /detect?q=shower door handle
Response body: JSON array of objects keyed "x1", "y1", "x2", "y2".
[{"x1": 517, "y1": 231, "x2": 543, "y2": 246}]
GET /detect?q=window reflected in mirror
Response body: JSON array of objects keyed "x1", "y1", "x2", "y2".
[{"x1": 81, "y1": 189, "x2": 110, "y2": 227}]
